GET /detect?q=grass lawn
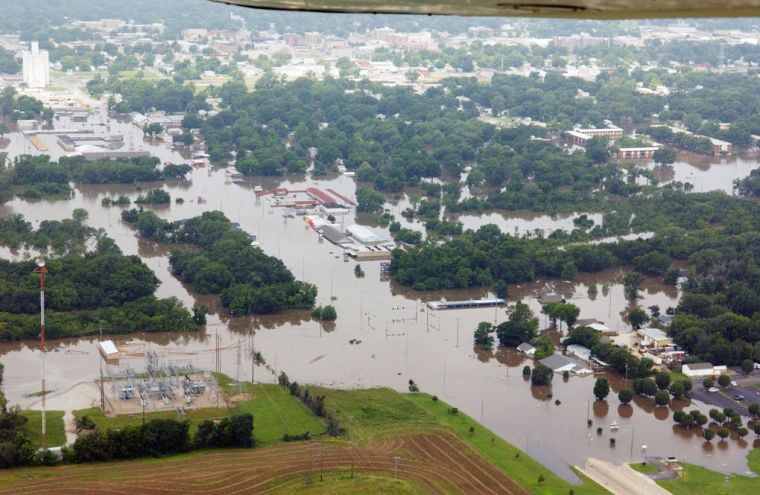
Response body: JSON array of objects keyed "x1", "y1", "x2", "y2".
[
  {"x1": 20, "y1": 410, "x2": 66, "y2": 448},
  {"x1": 231, "y1": 383, "x2": 327, "y2": 446},
  {"x1": 668, "y1": 370, "x2": 691, "y2": 383},
  {"x1": 628, "y1": 461, "x2": 659, "y2": 474},
  {"x1": 658, "y1": 448, "x2": 760, "y2": 495},
  {"x1": 407, "y1": 393, "x2": 610, "y2": 495},
  {"x1": 315, "y1": 387, "x2": 438, "y2": 443}
]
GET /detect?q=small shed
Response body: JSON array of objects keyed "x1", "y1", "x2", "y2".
[{"x1": 98, "y1": 340, "x2": 120, "y2": 365}]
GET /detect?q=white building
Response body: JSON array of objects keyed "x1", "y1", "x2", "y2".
[
  {"x1": 23, "y1": 41, "x2": 49, "y2": 88},
  {"x1": 682, "y1": 362, "x2": 728, "y2": 378}
]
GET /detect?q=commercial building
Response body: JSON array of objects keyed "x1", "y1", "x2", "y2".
[
  {"x1": 636, "y1": 328, "x2": 673, "y2": 349},
  {"x1": 615, "y1": 146, "x2": 660, "y2": 159},
  {"x1": 564, "y1": 126, "x2": 623, "y2": 147},
  {"x1": 682, "y1": 362, "x2": 728, "y2": 378},
  {"x1": 22, "y1": 42, "x2": 49, "y2": 89},
  {"x1": 346, "y1": 224, "x2": 389, "y2": 245}
]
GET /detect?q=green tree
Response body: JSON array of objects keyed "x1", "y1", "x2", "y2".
[
  {"x1": 654, "y1": 391, "x2": 670, "y2": 407},
  {"x1": 593, "y1": 377, "x2": 610, "y2": 400},
  {"x1": 679, "y1": 413, "x2": 695, "y2": 428},
  {"x1": 627, "y1": 307, "x2": 649, "y2": 330},
  {"x1": 618, "y1": 388, "x2": 633, "y2": 405},
  {"x1": 356, "y1": 187, "x2": 385, "y2": 213},
  {"x1": 717, "y1": 427, "x2": 730, "y2": 441},
  {"x1": 703, "y1": 377, "x2": 714, "y2": 389},
  {"x1": 652, "y1": 147, "x2": 676, "y2": 166},
  {"x1": 561, "y1": 261, "x2": 577, "y2": 281},
  {"x1": 655, "y1": 372, "x2": 671, "y2": 391},
  {"x1": 531, "y1": 365, "x2": 553, "y2": 386},
  {"x1": 622, "y1": 272, "x2": 645, "y2": 301},
  {"x1": 669, "y1": 381, "x2": 685, "y2": 400},
  {"x1": 496, "y1": 301, "x2": 538, "y2": 347},
  {"x1": 741, "y1": 359, "x2": 754, "y2": 375},
  {"x1": 717, "y1": 374, "x2": 730, "y2": 387},
  {"x1": 317, "y1": 305, "x2": 337, "y2": 321},
  {"x1": 473, "y1": 322, "x2": 495, "y2": 348},
  {"x1": 585, "y1": 136, "x2": 610, "y2": 164}
]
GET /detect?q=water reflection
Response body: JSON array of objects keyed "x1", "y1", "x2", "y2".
[
  {"x1": 618, "y1": 404, "x2": 633, "y2": 419},
  {"x1": 593, "y1": 400, "x2": 609, "y2": 418}
]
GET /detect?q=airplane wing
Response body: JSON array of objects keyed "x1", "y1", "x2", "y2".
[{"x1": 211, "y1": 0, "x2": 760, "y2": 19}]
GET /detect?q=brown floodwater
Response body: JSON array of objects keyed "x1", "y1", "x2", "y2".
[{"x1": 1, "y1": 119, "x2": 758, "y2": 481}]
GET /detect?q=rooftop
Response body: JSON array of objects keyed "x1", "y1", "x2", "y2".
[
  {"x1": 683, "y1": 362, "x2": 714, "y2": 370},
  {"x1": 637, "y1": 327, "x2": 670, "y2": 341}
]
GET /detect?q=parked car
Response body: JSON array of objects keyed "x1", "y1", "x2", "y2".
[
  {"x1": 708, "y1": 387, "x2": 719, "y2": 392},
  {"x1": 733, "y1": 394, "x2": 745, "y2": 400}
]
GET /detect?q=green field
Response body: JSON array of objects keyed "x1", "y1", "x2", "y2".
[{"x1": 658, "y1": 448, "x2": 760, "y2": 495}]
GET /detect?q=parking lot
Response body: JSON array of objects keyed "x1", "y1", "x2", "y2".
[{"x1": 689, "y1": 374, "x2": 760, "y2": 415}]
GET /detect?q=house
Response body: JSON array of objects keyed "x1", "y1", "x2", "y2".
[
  {"x1": 566, "y1": 344, "x2": 591, "y2": 362},
  {"x1": 577, "y1": 321, "x2": 616, "y2": 336},
  {"x1": 682, "y1": 362, "x2": 728, "y2": 378},
  {"x1": 539, "y1": 353, "x2": 592, "y2": 375},
  {"x1": 517, "y1": 343, "x2": 536, "y2": 356},
  {"x1": 537, "y1": 293, "x2": 563, "y2": 305}
]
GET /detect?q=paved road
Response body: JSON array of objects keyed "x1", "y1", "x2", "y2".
[
  {"x1": 579, "y1": 458, "x2": 673, "y2": 495},
  {"x1": 645, "y1": 456, "x2": 678, "y2": 481}
]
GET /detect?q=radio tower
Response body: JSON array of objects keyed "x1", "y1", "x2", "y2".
[{"x1": 33, "y1": 258, "x2": 48, "y2": 452}]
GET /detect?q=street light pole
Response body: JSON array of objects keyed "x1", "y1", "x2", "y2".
[{"x1": 34, "y1": 258, "x2": 48, "y2": 452}]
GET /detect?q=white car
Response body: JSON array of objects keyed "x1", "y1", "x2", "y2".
[{"x1": 708, "y1": 387, "x2": 719, "y2": 392}]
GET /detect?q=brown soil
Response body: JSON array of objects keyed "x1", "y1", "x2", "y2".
[{"x1": 0, "y1": 431, "x2": 530, "y2": 494}]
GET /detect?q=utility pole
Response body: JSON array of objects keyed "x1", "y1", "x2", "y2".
[
  {"x1": 251, "y1": 330, "x2": 255, "y2": 384},
  {"x1": 349, "y1": 416, "x2": 355, "y2": 479}
]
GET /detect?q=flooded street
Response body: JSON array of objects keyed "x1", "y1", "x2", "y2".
[{"x1": 1, "y1": 124, "x2": 759, "y2": 480}]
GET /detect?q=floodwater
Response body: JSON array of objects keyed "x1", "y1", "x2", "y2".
[
  {"x1": 1, "y1": 121, "x2": 759, "y2": 481},
  {"x1": 646, "y1": 150, "x2": 760, "y2": 194}
]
